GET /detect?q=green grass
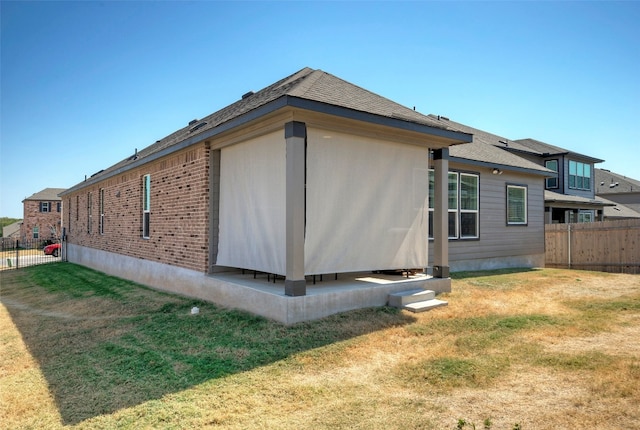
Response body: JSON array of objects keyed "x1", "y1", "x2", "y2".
[
  {"x1": 2, "y1": 263, "x2": 639, "y2": 429},
  {"x1": 1, "y1": 263, "x2": 409, "y2": 425}
]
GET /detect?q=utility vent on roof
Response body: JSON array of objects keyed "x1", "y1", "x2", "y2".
[
  {"x1": 189, "y1": 122, "x2": 207, "y2": 133},
  {"x1": 188, "y1": 119, "x2": 198, "y2": 126},
  {"x1": 499, "y1": 140, "x2": 509, "y2": 146},
  {"x1": 437, "y1": 115, "x2": 449, "y2": 121},
  {"x1": 242, "y1": 91, "x2": 254, "y2": 99}
]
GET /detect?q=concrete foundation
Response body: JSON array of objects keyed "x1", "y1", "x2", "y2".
[{"x1": 66, "y1": 244, "x2": 451, "y2": 325}]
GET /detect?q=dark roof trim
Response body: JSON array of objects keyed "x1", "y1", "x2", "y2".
[
  {"x1": 62, "y1": 95, "x2": 472, "y2": 195},
  {"x1": 449, "y1": 156, "x2": 552, "y2": 177},
  {"x1": 284, "y1": 96, "x2": 473, "y2": 143}
]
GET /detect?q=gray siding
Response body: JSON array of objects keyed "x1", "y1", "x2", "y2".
[{"x1": 429, "y1": 163, "x2": 546, "y2": 271}]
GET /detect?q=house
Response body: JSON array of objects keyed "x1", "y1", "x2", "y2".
[
  {"x1": 59, "y1": 67, "x2": 472, "y2": 324},
  {"x1": 21, "y1": 188, "x2": 65, "y2": 243},
  {"x1": 595, "y1": 168, "x2": 640, "y2": 220},
  {"x1": 2, "y1": 221, "x2": 21, "y2": 239},
  {"x1": 426, "y1": 115, "x2": 553, "y2": 271},
  {"x1": 425, "y1": 118, "x2": 611, "y2": 224},
  {"x1": 499, "y1": 138, "x2": 611, "y2": 223}
]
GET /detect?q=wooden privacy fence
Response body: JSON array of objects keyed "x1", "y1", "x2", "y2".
[{"x1": 545, "y1": 219, "x2": 640, "y2": 274}]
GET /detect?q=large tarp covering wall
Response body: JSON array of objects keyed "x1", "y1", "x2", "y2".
[
  {"x1": 304, "y1": 128, "x2": 429, "y2": 274},
  {"x1": 217, "y1": 127, "x2": 429, "y2": 276}
]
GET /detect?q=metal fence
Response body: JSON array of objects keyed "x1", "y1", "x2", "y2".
[{"x1": 0, "y1": 238, "x2": 64, "y2": 271}]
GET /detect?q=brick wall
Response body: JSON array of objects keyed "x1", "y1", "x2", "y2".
[
  {"x1": 21, "y1": 200, "x2": 62, "y2": 241},
  {"x1": 64, "y1": 142, "x2": 211, "y2": 273}
]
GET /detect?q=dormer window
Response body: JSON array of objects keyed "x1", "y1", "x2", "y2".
[{"x1": 569, "y1": 160, "x2": 591, "y2": 191}]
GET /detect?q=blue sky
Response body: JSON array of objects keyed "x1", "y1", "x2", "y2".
[{"x1": 1, "y1": 1, "x2": 638, "y2": 218}]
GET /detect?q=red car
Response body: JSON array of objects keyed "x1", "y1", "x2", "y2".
[{"x1": 43, "y1": 243, "x2": 61, "y2": 257}]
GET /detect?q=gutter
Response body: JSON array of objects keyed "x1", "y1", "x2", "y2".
[{"x1": 61, "y1": 95, "x2": 472, "y2": 195}]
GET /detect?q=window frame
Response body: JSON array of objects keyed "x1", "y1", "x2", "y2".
[
  {"x1": 142, "y1": 174, "x2": 151, "y2": 239},
  {"x1": 568, "y1": 160, "x2": 592, "y2": 191},
  {"x1": 33, "y1": 226, "x2": 39, "y2": 239},
  {"x1": 428, "y1": 169, "x2": 480, "y2": 240},
  {"x1": 99, "y1": 188, "x2": 105, "y2": 235},
  {"x1": 506, "y1": 184, "x2": 528, "y2": 226},
  {"x1": 40, "y1": 202, "x2": 50, "y2": 213},
  {"x1": 87, "y1": 192, "x2": 93, "y2": 234},
  {"x1": 545, "y1": 159, "x2": 559, "y2": 189}
]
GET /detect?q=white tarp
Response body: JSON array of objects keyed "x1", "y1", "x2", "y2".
[
  {"x1": 304, "y1": 128, "x2": 429, "y2": 274},
  {"x1": 216, "y1": 131, "x2": 286, "y2": 275}
]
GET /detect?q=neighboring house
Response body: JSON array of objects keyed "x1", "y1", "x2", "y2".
[
  {"x1": 502, "y1": 138, "x2": 610, "y2": 223},
  {"x1": 59, "y1": 67, "x2": 472, "y2": 324},
  {"x1": 426, "y1": 117, "x2": 610, "y2": 224},
  {"x1": 2, "y1": 220, "x2": 22, "y2": 239},
  {"x1": 21, "y1": 188, "x2": 65, "y2": 243},
  {"x1": 595, "y1": 168, "x2": 640, "y2": 219},
  {"x1": 426, "y1": 115, "x2": 553, "y2": 271}
]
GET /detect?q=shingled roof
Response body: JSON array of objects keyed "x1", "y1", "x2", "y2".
[
  {"x1": 63, "y1": 68, "x2": 471, "y2": 194},
  {"x1": 426, "y1": 115, "x2": 552, "y2": 175},
  {"x1": 595, "y1": 168, "x2": 640, "y2": 194},
  {"x1": 22, "y1": 188, "x2": 66, "y2": 202},
  {"x1": 514, "y1": 138, "x2": 604, "y2": 163}
]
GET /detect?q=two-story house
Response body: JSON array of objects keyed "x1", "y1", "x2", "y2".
[
  {"x1": 21, "y1": 188, "x2": 66, "y2": 243},
  {"x1": 424, "y1": 116, "x2": 611, "y2": 225}
]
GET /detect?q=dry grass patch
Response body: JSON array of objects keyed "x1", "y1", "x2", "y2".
[{"x1": 1, "y1": 264, "x2": 639, "y2": 429}]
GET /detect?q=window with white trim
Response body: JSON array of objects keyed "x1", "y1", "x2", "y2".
[
  {"x1": 142, "y1": 174, "x2": 151, "y2": 238},
  {"x1": 569, "y1": 160, "x2": 591, "y2": 191},
  {"x1": 429, "y1": 170, "x2": 479, "y2": 239},
  {"x1": 33, "y1": 226, "x2": 39, "y2": 239},
  {"x1": 578, "y1": 210, "x2": 593, "y2": 223},
  {"x1": 99, "y1": 188, "x2": 105, "y2": 235},
  {"x1": 545, "y1": 159, "x2": 559, "y2": 189},
  {"x1": 40, "y1": 202, "x2": 50, "y2": 212},
  {"x1": 507, "y1": 184, "x2": 527, "y2": 225},
  {"x1": 87, "y1": 192, "x2": 92, "y2": 234}
]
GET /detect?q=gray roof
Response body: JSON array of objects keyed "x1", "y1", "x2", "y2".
[
  {"x1": 545, "y1": 190, "x2": 613, "y2": 207},
  {"x1": 426, "y1": 115, "x2": 552, "y2": 175},
  {"x1": 63, "y1": 68, "x2": 472, "y2": 195},
  {"x1": 595, "y1": 168, "x2": 640, "y2": 194},
  {"x1": 513, "y1": 138, "x2": 604, "y2": 163},
  {"x1": 22, "y1": 188, "x2": 66, "y2": 202},
  {"x1": 2, "y1": 221, "x2": 22, "y2": 237},
  {"x1": 596, "y1": 195, "x2": 640, "y2": 219}
]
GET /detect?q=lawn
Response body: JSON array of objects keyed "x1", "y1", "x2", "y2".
[{"x1": 1, "y1": 263, "x2": 639, "y2": 429}]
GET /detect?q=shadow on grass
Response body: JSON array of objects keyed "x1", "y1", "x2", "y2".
[
  {"x1": 1, "y1": 263, "x2": 415, "y2": 425},
  {"x1": 450, "y1": 267, "x2": 541, "y2": 280}
]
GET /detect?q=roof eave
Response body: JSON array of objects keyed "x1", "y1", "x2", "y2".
[
  {"x1": 449, "y1": 156, "x2": 552, "y2": 177},
  {"x1": 61, "y1": 95, "x2": 472, "y2": 195}
]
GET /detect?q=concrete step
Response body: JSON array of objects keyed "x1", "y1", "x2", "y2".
[
  {"x1": 388, "y1": 289, "x2": 436, "y2": 307},
  {"x1": 403, "y1": 298, "x2": 448, "y2": 313}
]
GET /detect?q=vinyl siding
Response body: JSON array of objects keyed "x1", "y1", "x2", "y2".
[{"x1": 429, "y1": 163, "x2": 546, "y2": 269}]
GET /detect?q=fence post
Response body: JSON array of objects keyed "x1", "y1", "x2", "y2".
[
  {"x1": 567, "y1": 224, "x2": 571, "y2": 269},
  {"x1": 15, "y1": 239, "x2": 19, "y2": 269}
]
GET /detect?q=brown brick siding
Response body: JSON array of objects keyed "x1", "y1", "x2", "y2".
[
  {"x1": 21, "y1": 200, "x2": 62, "y2": 241},
  {"x1": 64, "y1": 143, "x2": 211, "y2": 273}
]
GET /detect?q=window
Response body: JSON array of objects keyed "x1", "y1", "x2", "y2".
[
  {"x1": 76, "y1": 195, "x2": 79, "y2": 221},
  {"x1": 40, "y1": 202, "x2": 50, "y2": 212},
  {"x1": 578, "y1": 210, "x2": 593, "y2": 223},
  {"x1": 33, "y1": 226, "x2": 39, "y2": 239},
  {"x1": 142, "y1": 174, "x2": 151, "y2": 238},
  {"x1": 569, "y1": 160, "x2": 591, "y2": 190},
  {"x1": 459, "y1": 173, "x2": 479, "y2": 238},
  {"x1": 99, "y1": 188, "x2": 105, "y2": 235},
  {"x1": 545, "y1": 160, "x2": 559, "y2": 189},
  {"x1": 87, "y1": 192, "x2": 92, "y2": 234},
  {"x1": 507, "y1": 185, "x2": 527, "y2": 225},
  {"x1": 57, "y1": 202, "x2": 61, "y2": 212},
  {"x1": 429, "y1": 170, "x2": 479, "y2": 239}
]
